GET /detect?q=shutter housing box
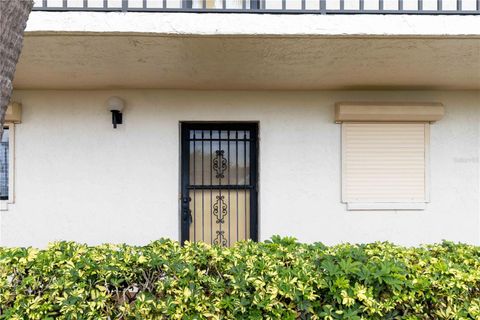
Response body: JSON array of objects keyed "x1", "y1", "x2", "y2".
[
  {"x1": 335, "y1": 102, "x2": 444, "y2": 123},
  {"x1": 5, "y1": 102, "x2": 22, "y2": 124}
]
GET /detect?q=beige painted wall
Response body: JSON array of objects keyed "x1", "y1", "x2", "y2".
[{"x1": 2, "y1": 90, "x2": 479, "y2": 247}]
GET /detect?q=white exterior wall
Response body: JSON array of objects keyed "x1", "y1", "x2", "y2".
[
  {"x1": 2, "y1": 90, "x2": 479, "y2": 247},
  {"x1": 26, "y1": 11, "x2": 480, "y2": 37}
]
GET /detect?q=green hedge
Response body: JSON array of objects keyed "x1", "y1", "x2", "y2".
[{"x1": 1, "y1": 237, "x2": 479, "y2": 319}]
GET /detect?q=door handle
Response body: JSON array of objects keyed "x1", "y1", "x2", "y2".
[
  {"x1": 182, "y1": 209, "x2": 192, "y2": 223},
  {"x1": 181, "y1": 196, "x2": 191, "y2": 223}
]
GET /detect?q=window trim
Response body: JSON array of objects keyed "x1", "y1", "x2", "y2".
[{"x1": 341, "y1": 121, "x2": 430, "y2": 211}]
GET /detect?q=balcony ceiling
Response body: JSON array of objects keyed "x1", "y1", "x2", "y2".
[{"x1": 14, "y1": 34, "x2": 480, "y2": 90}]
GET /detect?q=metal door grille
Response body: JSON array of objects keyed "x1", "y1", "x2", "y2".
[{"x1": 181, "y1": 123, "x2": 258, "y2": 246}]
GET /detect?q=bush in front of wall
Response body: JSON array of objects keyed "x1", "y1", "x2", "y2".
[{"x1": 0, "y1": 237, "x2": 479, "y2": 319}]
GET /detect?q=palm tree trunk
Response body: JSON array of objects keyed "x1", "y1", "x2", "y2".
[{"x1": 0, "y1": 0, "x2": 33, "y2": 138}]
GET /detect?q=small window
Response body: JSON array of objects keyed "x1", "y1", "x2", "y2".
[
  {"x1": 0, "y1": 127, "x2": 10, "y2": 201},
  {"x1": 342, "y1": 122, "x2": 429, "y2": 210}
]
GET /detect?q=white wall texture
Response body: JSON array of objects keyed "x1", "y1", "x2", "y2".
[
  {"x1": 26, "y1": 11, "x2": 480, "y2": 37},
  {"x1": 2, "y1": 90, "x2": 479, "y2": 247}
]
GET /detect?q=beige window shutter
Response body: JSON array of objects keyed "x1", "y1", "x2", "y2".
[{"x1": 342, "y1": 122, "x2": 429, "y2": 208}]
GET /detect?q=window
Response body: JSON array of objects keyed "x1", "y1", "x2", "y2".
[
  {"x1": 342, "y1": 122, "x2": 429, "y2": 210},
  {"x1": 0, "y1": 127, "x2": 9, "y2": 200},
  {"x1": 336, "y1": 102, "x2": 444, "y2": 210},
  {"x1": 0, "y1": 124, "x2": 15, "y2": 209},
  {"x1": 0, "y1": 102, "x2": 21, "y2": 209}
]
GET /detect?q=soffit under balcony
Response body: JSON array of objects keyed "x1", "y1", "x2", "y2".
[{"x1": 14, "y1": 34, "x2": 480, "y2": 90}]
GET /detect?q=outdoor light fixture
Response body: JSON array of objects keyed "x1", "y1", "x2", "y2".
[{"x1": 106, "y1": 96, "x2": 125, "y2": 129}]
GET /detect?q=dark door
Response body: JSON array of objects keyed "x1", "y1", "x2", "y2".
[{"x1": 181, "y1": 123, "x2": 258, "y2": 246}]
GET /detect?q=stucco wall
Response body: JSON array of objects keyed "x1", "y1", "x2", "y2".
[
  {"x1": 26, "y1": 11, "x2": 480, "y2": 36},
  {"x1": 2, "y1": 90, "x2": 479, "y2": 247}
]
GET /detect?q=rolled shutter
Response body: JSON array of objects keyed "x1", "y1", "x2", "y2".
[{"x1": 342, "y1": 122, "x2": 428, "y2": 203}]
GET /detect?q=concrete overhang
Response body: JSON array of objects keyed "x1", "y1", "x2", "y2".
[{"x1": 13, "y1": 12, "x2": 480, "y2": 90}]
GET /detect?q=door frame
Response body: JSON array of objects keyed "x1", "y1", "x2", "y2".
[{"x1": 180, "y1": 122, "x2": 259, "y2": 244}]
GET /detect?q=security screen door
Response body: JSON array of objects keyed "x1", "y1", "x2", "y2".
[{"x1": 181, "y1": 123, "x2": 258, "y2": 246}]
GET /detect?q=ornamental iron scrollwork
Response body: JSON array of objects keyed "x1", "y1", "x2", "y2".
[
  {"x1": 213, "y1": 195, "x2": 228, "y2": 223},
  {"x1": 213, "y1": 150, "x2": 227, "y2": 179},
  {"x1": 214, "y1": 231, "x2": 227, "y2": 246}
]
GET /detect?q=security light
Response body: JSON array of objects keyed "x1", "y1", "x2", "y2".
[{"x1": 106, "y1": 96, "x2": 125, "y2": 129}]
